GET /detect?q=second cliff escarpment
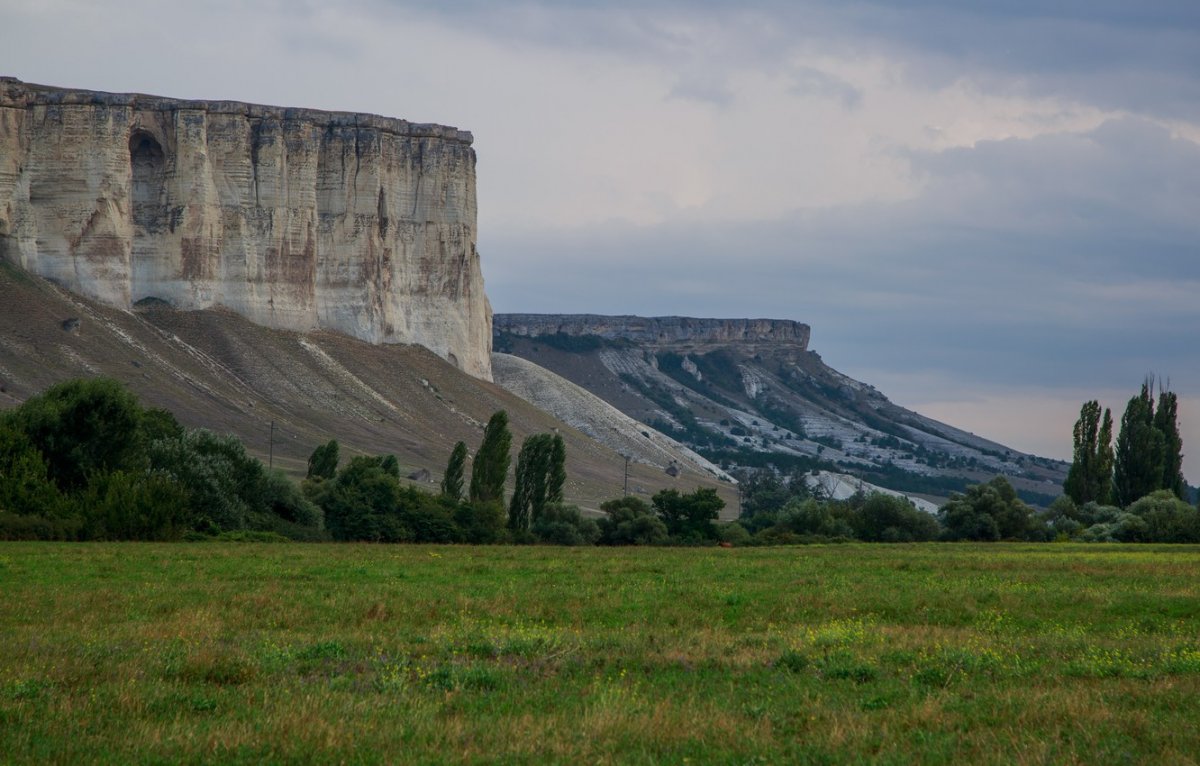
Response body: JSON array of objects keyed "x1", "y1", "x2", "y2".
[
  {"x1": 493, "y1": 314, "x2": 811, "y2": 351},
  {"x1": 0, "y1": 78, "x2": 492, "y2": 379}
]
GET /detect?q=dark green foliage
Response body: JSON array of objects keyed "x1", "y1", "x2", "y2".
[
  {"x1": 776, "y1": 497, "x2": 855, "y2": 539},
  {"x1": 397, "y1": 489, "x2": 461, "y2": 543},
  {"x1": 1064, "y1": 401, "x2": 1113, "y2": 505},
  {"x1": 3, "y1": 378, "x2": 148, "y2": 491},
  {"x1": 316, "y1": 456, "x2": 408, "y2": 542},
  {"x1": 470, "y1": 411, "x2": 511, "y2": 506},
  {"x1": 852, "y1": 493, "x2": 940, "y2": 542},
  {"x1": 652, "y1": 487, "x2": 724, "y2": 541},
  {"x1": 0, "y1": 378, "x2": 323, "y2": 541},
  {"x1": 259, "y1": 469, "x2": 323, "y2": 530},
  {"x1": 509, "y1": 433, "x2": 560, "y2": 531},
  {"x1": 530, "y1": 503, "x2": 601, "y2": 546},
  {"x1": 737, "y1": 469, "x2": 795, "y2": 520},
  {"x1": 150, "y1": 430, "x2": 263, "y2": 532},
  {"x1": 455, "y1": 501, "x2": 508, "y2": 544},
  {"x1": 1154, "y1": 391, "x2": 1185, "y2": 499},
  {"x1": 75, "y1": 470, "x2": 192, "y2": 541},
  {"x1": 1096, "y1": 411, "x2": 1115, "y2": 503},
  {"x1": 441, "y1": 441, "x2": 467, "y2": 501},
  {"x1": 0, "y1": 424, "x2": 70, "y2": 519},
  {"x1": 307, "y1": 440, "x2": 340, "y2": 481},
  {"x1": 380, "y1": 455, "x2": 400, "y2": 479},
  {"x1": 1125, "y1": 490, "x2": 1200, "y2": 542},
  {"x1": 1113, "y1": 383, "x2": 1166, "y2": 507},
  {"x1": 547, "y1": 435, "x2": 566, "y2": 504},
  {"x1": 938, "y1": 477, "x2": 1039, "y2": 541},
  {"x1": 598, "y1": 496, "x2": 668, "y2": 545}
]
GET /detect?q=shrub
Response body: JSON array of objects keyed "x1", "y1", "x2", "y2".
[
  {"x1": 598, "y1": 496, "x2": 668, "y2": 545},
  {"x1": 532, "y1": 504, "x2": 600, "y2": 546}
]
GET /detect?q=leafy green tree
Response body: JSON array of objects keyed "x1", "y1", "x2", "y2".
[
  {"x1": 470, "y1": 411, "x2": 511, "y2": 505},
  {"x1": 307, "y1": 440, "x2": 340, "y2": 480},
  {"x1": 3, "y1": 378, "x2": 148, "y2": 491},
  {"x1": 318, "y1": 456, "x2": 407, "y2": 542},
  {"x1": 547, "y1": 434, "x2": 566, "y2": 504},
  {"x1": 149, "y1": 430, "x2": 260, "y2": 532},
  {"x1": 1126, "y1": 490, "x2": 1200, "y2": 542},
  {"x1": 0, "y1": 424, "x2": 70, "y2": 519},
  {"x1": 1154, "y1": 390, "x2": 1185, "y2": 499},
  {"x1": 598, "y1": 496, "x2": 668, "y2": 545},
  {"x1": 509, "y1": 434, "x2": 554, "y2": 531},
  {"x1": 1113, "y1": 383, "x2": 1166, "y2": 507},
  {"x1": 652, "y1": 487, "x2": 724, "y2": 541},
  {"x1": 454, "y1": 500, "x2": 508, "y2": 544},
  {"x1": 380, "y1": 455, "x2": 401, "y2": 479},
  {"x1": 1096, "y1": 409, "x2": 1115, "y2": 504},
  {"x1": 531, "y1": 503, "x2": 600, "y2": 546},
  {"x1": 441, "y1": 441, "x2": 467, "y2": 501},
  {"x1": 938, "y1": 477, "x2": 1036, "y2": 541},
  {"x1": 852, "y1": 493, "x2": 940, "y2": 542},
  {"x1": 1065, "y1": 401, "x2": 1114, "y2": 505},
  {"x1": 76, "y1": 470, "x2": 191, "y2": 541}
]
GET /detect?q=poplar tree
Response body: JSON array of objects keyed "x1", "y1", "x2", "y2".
[
  {"x1": 469, "y1": 411, "x2": 511, "y2": 505},
  {"x1": 1154, "y1": 390, "x2": 1185, "y2": 499},
  {"x1": 441, "y1": 441, "x2": 467, "y2": 501},
  {"x1": 1064, "y1": 401, "x2": 1103, "y2": 505},
  {"x1": 509, "y1": 434, "x2": 555, "y2": 530},
  {"x1": 547, "y1": 434, "x2": 567, "y2": 504},
  {"x1": 1113, "y1": 383, "x2": 1165, "y2": 507},
  {"x1": 307, "y1": 440, "x2": 339, "y2": 480},
  {"x1": 1095, "y1": 408, "x2": 1114, "y2": 505}
]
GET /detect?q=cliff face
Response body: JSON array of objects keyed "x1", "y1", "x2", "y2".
[
  {"x1": 0, "y1": 78, "x2": 492, "y2": 379},
  {"x1": 493, "y1": 313, "x2": 1069, "y2": 506},
  {"x1": 494, "y1": 314, "x2": 810, "y2": 350}
]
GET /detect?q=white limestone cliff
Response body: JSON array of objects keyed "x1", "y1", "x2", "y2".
[{"x1": 0, "y1": 78, "x2": 492, "y2": 380}]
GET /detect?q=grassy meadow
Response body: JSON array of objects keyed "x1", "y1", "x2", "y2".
[{"x1": 2, "y1": 543, "x2": 1199, "y2": 764}]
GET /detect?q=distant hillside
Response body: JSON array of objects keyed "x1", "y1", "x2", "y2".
[
  {"x1": 0, "y1": 265, "x2": 735, "y2": 514},
  {"x1": 494, "y1": 314, "x2": 1069, "y2": 506}
]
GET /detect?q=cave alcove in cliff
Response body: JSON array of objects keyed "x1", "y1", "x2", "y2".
[{"x1": 129, "y1": 131, "x2": 165, "y2": 232}]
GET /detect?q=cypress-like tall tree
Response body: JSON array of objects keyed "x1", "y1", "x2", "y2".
[
  {"x1": 1113, "y1": 383, "x2": 1166, "y2": 507},
  {"x1": 441, "y1": 441, "x2": 467, "y2": 501},
  {"x1": 547, "y1": 434, "x2": 566, "y2": 504},
  {"x1": 1095, "y1": 407, "x2": 1114, "y2": 505},
  {"x1": 469, "y1": 411, "x2": 511, "y2": 505},
  {"x1": 307, "y1": 439, "x2": 339, "y2": 480},
  {"x1": 1154, "y1": 390, "x2": 1185, "y2": 499},
  {"x1": 509, "y1": 434, "x2": 555, "y2": 530},
  {"x1": 1064, "y1": 401, "x2": 1103, "y2": 505}
]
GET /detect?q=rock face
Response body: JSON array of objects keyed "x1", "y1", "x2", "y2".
[
  {"x1": 494, "y1": 314, "x2": 810, "y2": 350},
  {"x1": 0, "y1": 78, "x2": 492, "y2": 379}
]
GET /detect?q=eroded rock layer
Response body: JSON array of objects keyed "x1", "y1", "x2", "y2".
[
  {"x1": 494, "y1": 314, "x2": 810, "y2": 350},
  {"x1": 0, "y1": 78, "x2": 492, "y2": 379}
]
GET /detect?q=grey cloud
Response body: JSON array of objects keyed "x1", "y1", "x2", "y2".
[
  {"x1": 484, "y1": 117, "x2": 1200, "y2": 395},
  {"x1": 375, "y1": 0, "x2": 1200, "y2": 119},
  {"x1": 789, "y1": 67, "x2": 862, "y2": 109}
]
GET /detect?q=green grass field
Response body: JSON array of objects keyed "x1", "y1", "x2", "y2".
[{"x1": 2, "y1": 543, "x2": 1199, "y2": 764}]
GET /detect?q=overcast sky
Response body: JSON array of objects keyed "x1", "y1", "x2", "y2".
[{"x1": 3, "y1": 0, "x2": 1198, "y2": 480}]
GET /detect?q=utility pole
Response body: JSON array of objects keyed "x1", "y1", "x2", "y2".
[
  {"x1": 623, "y1": 455, "x2": 629, "y2": 496},
  {"x1": 268, "y1": 420, "x2": 275, "y2": 469}
]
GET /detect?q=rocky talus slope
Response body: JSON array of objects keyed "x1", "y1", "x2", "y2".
[
  {"x1": 494, "y1": 314, "x2": 1068, "y2": 506},
  {"x1": 0, "y1": 265, "x2": 735, "y2": 513},
  {"x1": 0, "y1": 78, "x2": 491, "y2": 379}
]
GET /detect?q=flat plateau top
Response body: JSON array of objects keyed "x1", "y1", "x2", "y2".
[{"x1": 0, "y1": 77, "x2": 473, "y2": 144}]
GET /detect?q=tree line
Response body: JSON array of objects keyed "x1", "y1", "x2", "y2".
[{"x1": 2, "y1": 377, "x2": 1195, "y2": 545}]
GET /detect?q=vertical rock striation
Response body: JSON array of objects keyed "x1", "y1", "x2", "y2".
[{"x1": 0, "y1": 78, "x2": 492, "y2": 379}]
